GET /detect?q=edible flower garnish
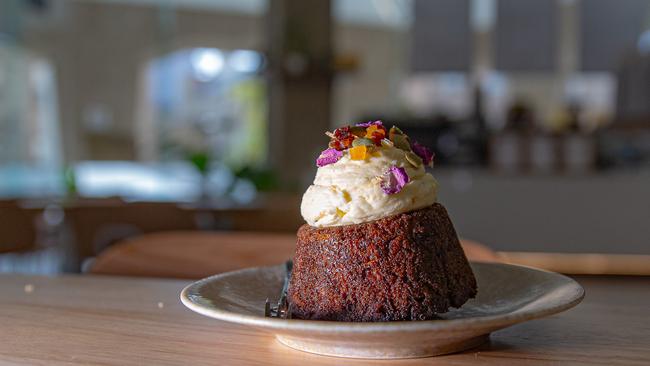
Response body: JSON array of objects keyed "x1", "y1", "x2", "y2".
[
  {"x1": 365, "y1": 124, "x2": 386, "y2": 146},
  {"x1": 411, "y1": 141, "x2": 434, "y2": 167},
  {"x1": 328, "y1": 126, "x2": 356, "y2": 150},
  {"x1": 319, "y1": 121, "x2": 435, "y2": 170},
  {"x1": 350, "y1": 126, "x2": 367, "y2": 137},
  {"x1": 316, "y1": 148, "x2": 343, "y2": 167},
  {"x1": 389, "y1": 126, "x2": 411, "y2": 151},
  {"x1": 349, "y1": 145, "x2": 368, "y2": 160},
  {"x1": 381, "y1": 166, "x2": 409, "y2": 194},
  {"x1": 356, "y1": 120, "x2": 384, "y2": 128}
]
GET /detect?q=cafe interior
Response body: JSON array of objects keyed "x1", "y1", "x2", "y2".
[
  {"x1": 0, "y1": 0, "x2": 649, "y2": 363},
  {"x1": 1, "y1": 0, "x2": 648, "y2": 277}
]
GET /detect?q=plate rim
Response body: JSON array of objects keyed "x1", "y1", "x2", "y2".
[{"x1": 180, "y1": 261, "x2": 585, "y2": 333}]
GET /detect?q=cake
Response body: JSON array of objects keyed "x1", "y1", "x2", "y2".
[{"x1": 287, "y1": 121, "x2": 477, "y2": 322}]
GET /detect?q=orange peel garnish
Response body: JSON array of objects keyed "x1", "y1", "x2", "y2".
[{"x1": 349, "y1": 145, "x2": 368, "y2": 160}]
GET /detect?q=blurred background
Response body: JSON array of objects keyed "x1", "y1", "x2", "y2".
[{"x1": 0, "y1": 0, "x2": 648, "y2": 276}]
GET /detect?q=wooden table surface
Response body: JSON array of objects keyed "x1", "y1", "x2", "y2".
[{"x1": 1, "y1": 274, "x2": 648, "y2": 366}]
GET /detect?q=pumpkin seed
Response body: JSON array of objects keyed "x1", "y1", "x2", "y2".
[
  {"x1": 381, "y1": 138, "x2": 394, "y2": 148},
  {"x1": 405, "y1": 151, "x2": 422, "y2": 167},
  {"x1": 352, "y1": 137, "x2": 374, "y2": 147},
  {"x1": 392, "y1": 134, "x2": 411, "y2": 151},
  {"x1": 390, "y1": 125, "x2": 404, "y2": 135}
]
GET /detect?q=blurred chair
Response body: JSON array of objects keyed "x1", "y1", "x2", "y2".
[
  {"x1": 67, "y1": 202, "x2": 199, "y2": 263},
  {"x1": 0, "y1": 201, "x2": 73, "y2": 274},
  {"x1": 499, "y1": 252, "x2": 650, "y2": 276},
  {"x1": 224, "y1": 193, "x2": 303, "y2": 232},
  {"x1": 88, "y1": 228, "x2": 650, "y2": 278},
  {"x1": 0, "y1": 201, "x2": 38, "y2": 254},
  {"x1": 88, "y1": 231, "x2": 498, "y2": 279},
  {"x1": 67, "y1": 196, "x2": 303, "y2": 271},
  {"x1": 89, "y1": 231, "x2": 297, "y2": 278}
]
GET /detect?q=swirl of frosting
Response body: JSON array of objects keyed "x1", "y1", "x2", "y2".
[{"x1": 301, "y1": 144, "x2": 438, "y2": 227}]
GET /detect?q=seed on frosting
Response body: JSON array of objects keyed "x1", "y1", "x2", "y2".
[
  {"x1": 342, "y1": 190, "x2": 351, "y2": 202},
  {"x1": 352, "y1": 137, "x2": 374, "y2": 147},
  {"x1": 391, "y1": 134, "x2": 411, "y2": 151},
  {"x1": 405, "y1": 151, "x2": 423, "y2": 167}
]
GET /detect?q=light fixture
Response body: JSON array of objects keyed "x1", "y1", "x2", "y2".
[
  {"x1": 190, "y1": 48, "x2": 225, "y2": 82},
  {"x1": 228, "y1": 49, "x2": 263, "y2": 73}
]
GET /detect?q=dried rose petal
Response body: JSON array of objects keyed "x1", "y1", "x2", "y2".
[
  {"x1": 364, "y1": 125, "x2": 386, "y2": 146},
  {"x1": 356, "y1": 120, "x2": 384, "y2": 128},
  {"x1": 381, "y1": 166, "x2": 409, "y2": 194},
  {"x1": 328, "y1": 126, "x2": 356, "y2": 150},
  {"x1": 316, "y1": 148, "x2": 343, "y2": 167},
  {"x1": 411, "y1": 141, "x2": 434, "y2": 167}
]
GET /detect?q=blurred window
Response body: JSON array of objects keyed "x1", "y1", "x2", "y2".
[
  {"x1": 564, "y1": 73, "x2": 617, "y2": 131},
  {"x1": 136, "y1": 48, "x2": 267, "y2": 169},
  {"x1": 580, "y1": 0, "x2": 650, "y2": 71},
  {"x1": 494, "y1": 0, "x2": 557, "y2": 72},
  {"x1": 0, "y1": 39, "x2": 62, "y2": 197},
  {"x1": 399, "y1": 73, "x2": 471, "y2": 120},
  {"x1": 0, "y1": 43, "x2": 61, "y2": 167},
  {"x1": 334, "y1": 0, "x2": 412, "y2": 28},
  {"x1": 410, "y1": 0, "x2": 471, "y2": 72}
]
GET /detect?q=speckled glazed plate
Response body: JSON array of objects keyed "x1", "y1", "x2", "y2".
[{"x1": 180, "y1": 262, "x2": 584, "y2": 359}]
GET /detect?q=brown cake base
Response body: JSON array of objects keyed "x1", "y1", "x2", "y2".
[{"x1": 287, "y1": 203, "x2": 477, "y2": 322}]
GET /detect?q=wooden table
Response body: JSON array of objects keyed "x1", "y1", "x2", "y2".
[{"x1": 1, "y1": 274, "x2": 648, "y2": 366}]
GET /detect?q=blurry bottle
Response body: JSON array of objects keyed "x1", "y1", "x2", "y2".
[
  {"x1": 562, "y1": 102, "x2": 595, "y2": 174},
  {"x1": 551, "y1": 101, "x2": 596, "y2": 175},
  {"x1": 489, "y1": 99, "x2": 535, "y2": 174},
  {"x1": 563, "y1": 132, "x2": 596, "y2": 174},
  {"x1": 529, "y1": 131, "x2": 558, "y2": 175},
  {"x1": 565, "y1": 102, "x2": 582, "y2": 133},
  {"x1": 456, "y1": 85, "x2": 488, "y2": 166},
  {"x1": 470, "y1": 85, "x2": 489, "y2": 165},
  {"x1": 505, "y1": 99, "x2": 535, "y2": 132}
]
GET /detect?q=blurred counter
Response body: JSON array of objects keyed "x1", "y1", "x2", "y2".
[{"x1": 435, "y1": 168, "x2": 650, "y2": 255}]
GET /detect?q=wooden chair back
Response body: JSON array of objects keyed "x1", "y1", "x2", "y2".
[
  {"x1": 0, "y1": 201, "x2": 38, "y2": 254},
  {"x1": 89, "y1": 230, "x2": 297, "y2": 278}
]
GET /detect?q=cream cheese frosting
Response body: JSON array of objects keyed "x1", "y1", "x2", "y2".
[{"x1": 301, "y1": 144, "x2": 438, "y2": 227}]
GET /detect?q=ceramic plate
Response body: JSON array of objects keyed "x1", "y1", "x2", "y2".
[{"x1": 180, "y1": 262, "x2": 584, "y2": 359}]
